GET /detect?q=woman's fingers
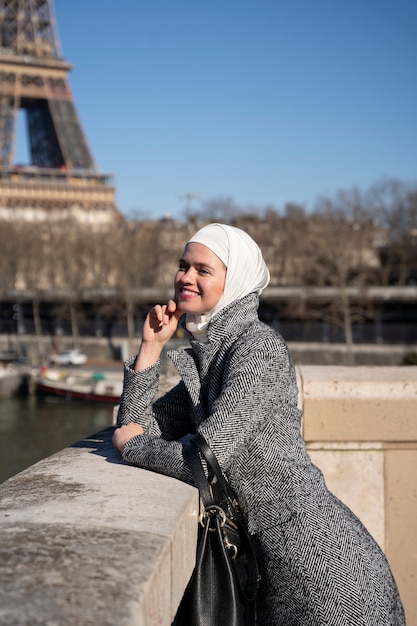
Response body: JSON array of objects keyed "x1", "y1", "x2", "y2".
[
  {"x1": 142, "y1": 301, "x2": 181, "y2": 346},
  {"x1": 152, "y1": 304, "x2": 164, "y2": 325},
  {"x1": 153, "y1": 301, "x2": 180, "y2": 326},
  {"x1": 167, "y1": 299, "x2": 183, "y2": 320}
]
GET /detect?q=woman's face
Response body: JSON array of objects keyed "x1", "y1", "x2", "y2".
[{"x1": 174, "y1": 242, "x2": 227, "y2": 315}]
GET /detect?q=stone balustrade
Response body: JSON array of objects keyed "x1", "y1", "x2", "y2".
[{"x1": 0, "y1": 366, "x2": 416, "y2": 625}]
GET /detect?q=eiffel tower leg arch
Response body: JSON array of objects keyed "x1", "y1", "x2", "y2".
[{"x1": 0, "y1": 0, "x2": 119, "y2": 222}]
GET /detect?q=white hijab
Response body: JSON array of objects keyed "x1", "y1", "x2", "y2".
[{"x1": 184, "y1": 223, "x2": 270, "y2": 337}]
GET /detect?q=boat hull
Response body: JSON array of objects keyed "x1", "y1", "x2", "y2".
[
  {"x1": 36, "y1": 381, "x2": 120, "y2": 403},
  {"x1": 35, "y1": 369, "x2": 123, "y2": 404}
]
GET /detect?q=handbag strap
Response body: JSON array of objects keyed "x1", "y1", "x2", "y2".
[
  {"x1": 183, "y1": 433, "x2": 261, "y2": 604},
  {"x1": 183, "y1": 440, "x2": 214, "y2": 509},
  {"x1": 190, "y1": 432, "x2": 239, "y2": 510}
]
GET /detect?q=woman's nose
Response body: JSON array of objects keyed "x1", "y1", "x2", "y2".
[{"x1": 181, "y1": 268, "x2": 194, "y2": 282}]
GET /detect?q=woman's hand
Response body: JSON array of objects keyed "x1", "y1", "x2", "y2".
[
  {"x1": 143, "y1": 299, "x2": 182, "y2": 344},
  {"x1": 134, "y1": 299, "x2": 182, "y2": 371},
  {"x1": 112, "y1": 423, "x2": 144, "y2": 453}
]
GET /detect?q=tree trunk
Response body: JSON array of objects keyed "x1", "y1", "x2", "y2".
[
  {"x1": 69, "y1": 301, "x2": 79, "y2": 348},
  {"x1": 398, "y1": 256, "x2": 408, "y2": 286},
  {"x1": 341, "y1": 290, "x2": 355, "y2": 365},
  {"x1": 32, "y1": 298, "x2": 43, "y2": 362},
  {"x1": 126, "y1": 298, "x2": 135, "y2": 357}
]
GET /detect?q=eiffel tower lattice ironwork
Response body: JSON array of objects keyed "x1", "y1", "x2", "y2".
[{"x1": 0, "y1": 0, "x2": 118, "y2": 219}]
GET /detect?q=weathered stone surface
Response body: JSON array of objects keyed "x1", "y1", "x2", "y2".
[
  {"x1": 299, "y1": 365, "x2": 417, "y2": 441},
  {"x1": 0, "y1": 522, "x2": 168, "y2": 626},
  {"x1": 0, "y1": 427, "x2": 198, "y2": 626}
]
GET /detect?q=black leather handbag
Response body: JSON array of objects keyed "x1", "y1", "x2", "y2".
[{"x1": 172, "y1": 433, "x2": 260, "y2": 626}]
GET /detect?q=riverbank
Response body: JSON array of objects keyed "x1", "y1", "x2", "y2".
[
  {"x1": 1, "y1": 333, "x2": 416, "y2": 368},
  {"x1": 1, "y1": 335, "x2": 416, "y2": 401}
]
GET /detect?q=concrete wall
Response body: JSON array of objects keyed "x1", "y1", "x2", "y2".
[{"x1": 0, "y1": 366, "x2": 416, "y2": 625}]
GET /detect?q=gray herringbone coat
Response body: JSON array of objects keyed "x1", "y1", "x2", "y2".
[{"x1": 117, "y1": 294, "x2": 405, "y2": 626}]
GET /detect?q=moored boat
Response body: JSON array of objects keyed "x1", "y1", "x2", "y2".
[
  {"x1": 0, "y1": 365, "x2": 28, "y2": 398},
  {"x1": 35, "y1": 369, "x2": 122, "y2": 404}
]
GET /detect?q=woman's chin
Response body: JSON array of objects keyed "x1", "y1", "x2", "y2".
[{"x1": 177, "y1": 301, "x2": 202, "y2": 316}]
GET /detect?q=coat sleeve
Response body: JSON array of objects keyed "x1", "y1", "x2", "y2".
[
  {"x1": 116, "y1": 356, "x2": 193, "y2": 440},
  {"x1": 120, "y1": 333, "x2": 298, "y2": 484}
]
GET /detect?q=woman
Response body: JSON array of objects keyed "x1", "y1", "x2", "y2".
[{"x1": 113, "y1": 223, "x2": 405, "y2": 625}]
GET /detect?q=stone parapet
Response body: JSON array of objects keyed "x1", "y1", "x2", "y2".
[
  {"x1": 0, "y1": 366, "x2": 416, "y2": 625},
  {"x1": 0, "y1": 428, "x2": 198, "y2": 626},
  {"x1": 299, "y1": 365, "x2": 417, "y2": 626}
]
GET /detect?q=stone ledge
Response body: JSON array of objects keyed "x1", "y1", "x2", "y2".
[
  {"x1": 298, "y1": 365, "x2": 417, "y2": 400},
  {"x1": 0, "y1": 427, "x2": 199, "y2": 626},
  {"x1": 298, "y1": 365, "x2": 417, "y2": 441}
]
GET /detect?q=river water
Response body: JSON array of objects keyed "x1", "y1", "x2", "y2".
[
  {"x1": 0, "y1": 345, "x2": 184, "y2": 485},
  {"x1": 0, "y1": 395, "x2": 115, "y2": 484}
]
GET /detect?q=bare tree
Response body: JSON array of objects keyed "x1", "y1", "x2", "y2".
[
  {"x1": 304, "y1": 189, "x2": 380, "y2": 362},
  {"x1": 44, "y1": 217, "x2": 96, "y2": 347},
  {"x1": 17, "y1": 221, "x2": 51, "y2": 360},
  {"x1": 112, "y1": 218, "x2": 162, "y2": 354},
  {"x1": 202, "y1": 196, "x2": 241, "y2": 222},
  {"x1": 0, "y1": 220, "x2": 33, "y2": 354},
  {"x1": 367, "y1": 178, "x2": 417, "y2": 285}
]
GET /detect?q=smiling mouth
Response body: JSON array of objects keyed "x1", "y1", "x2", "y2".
[{"x1": 180, "y1": 288, "x2": 200, "y2": 298}]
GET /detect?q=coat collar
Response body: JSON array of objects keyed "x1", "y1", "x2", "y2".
[
  {"x1": 167, "y1": 293, "x2": 260, "y2": 426},
  {"x1": 183, "y1": 292, "x2": 260, "y2": 346}
]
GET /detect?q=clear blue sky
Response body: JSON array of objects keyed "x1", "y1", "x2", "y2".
[{"x1": 19, "y1": 0, "x2": 417, "y2": 219}]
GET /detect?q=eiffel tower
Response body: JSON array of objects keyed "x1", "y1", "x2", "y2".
[{"x1": 0, "y1": 0, "x2": 118, "y2": 221}]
